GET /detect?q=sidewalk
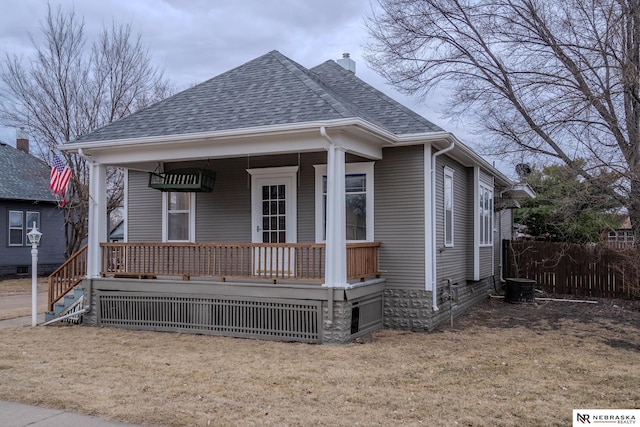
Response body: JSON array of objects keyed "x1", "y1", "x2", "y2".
[
  {"x1": 0, "y1": 400, "x2": 140, "y2": 427},
  {"x1": 0, "y1": 314, "x2": 44, "y2": 329}
]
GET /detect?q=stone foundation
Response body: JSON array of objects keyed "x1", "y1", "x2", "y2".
[
  {"x1": 322, "y1": 300, "x2": 352, "y2": 344},
  {"x1": 384, "y1": 277, "x2": 492, "y2": 331}
]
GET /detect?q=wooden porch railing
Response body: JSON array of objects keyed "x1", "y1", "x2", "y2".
[
  {"x1": 48, "y1": 244, "x2": 88, "y2": 311},
  {"x1": 346, "y1": 242, "x2": 381, "y2": 281},
  {"x1": 100, "y1": 242, "x2": 381, "y2": 283}
]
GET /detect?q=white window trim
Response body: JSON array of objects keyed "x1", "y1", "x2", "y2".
[
  {"x1": 8, "y1": 210, "x2": 23, "y2": 246},
  {"x1": 479, "y1": 181, "x2": 494, "y2": 247},
  {"x1": 162, "y1": 192, "x2": 196, "y2": 243},
  {"x1": 443, "y1": 166, "x2": 455, "y2": 248},
  {"x1": 314, "y1": 162, "x2": 374, "y2": 243}
]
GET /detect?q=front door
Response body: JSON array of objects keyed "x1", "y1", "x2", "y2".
[{"x1": 249, "y1": 167, "x2": 298, "y2": 276}]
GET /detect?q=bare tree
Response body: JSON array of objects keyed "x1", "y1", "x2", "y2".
[
  {"x1": 366, "y1": 0, "x2": 640, "y2": 244},
  {"x1": 0, "y1": 4, "x2": 172, "y2": 257}
]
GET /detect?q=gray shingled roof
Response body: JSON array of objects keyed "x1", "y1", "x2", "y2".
[
  {"x1": 74, "y1": 50, "x2": 442, "y2": 144},
  {"x1": 0, "y1": 142, "x2": 57, "y2": 202}
]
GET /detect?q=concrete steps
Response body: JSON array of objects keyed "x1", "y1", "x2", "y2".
[{"x1": 44, "y1": 286, "x2": 84, "y2": 323}]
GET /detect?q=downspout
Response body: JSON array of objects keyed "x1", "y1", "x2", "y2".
[
  {"x1": 431, "y1": 140, "x2": 455, "y2": 311},
  {"x1": 320, "y1": 126, "x2": 334, "y2": 323}
]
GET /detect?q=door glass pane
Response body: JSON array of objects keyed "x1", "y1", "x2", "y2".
[{"x1": 261, "y1": 184, "x2": 287, "y2": 243}]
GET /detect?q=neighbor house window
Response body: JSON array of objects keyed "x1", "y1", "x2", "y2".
[
  {"x1": 479, "y1": 183, "x2": 493, "y2": 246},
  {"x1": 314, "y1": 162, "x2": 374, "y2": 242},
  {"x1": 8, "y1": 210, "x2": 23, "y2": 246},
  {"x1": 444, "y1": 167, "x2": 454, "y2": 247},
  {"x1": 26, "y1": 211, "x2": 40, "y2": 232},
  {"x1": 163, "y1": 192, "x2": 195, "y2": 242}
]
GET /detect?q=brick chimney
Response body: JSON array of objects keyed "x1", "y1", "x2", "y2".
[
  {"x1": 337, "y1": 53, "x2": 356, "y2": 74},
  {"x1": 16, "y1": 128, "x2": 29, "y2": 154}
]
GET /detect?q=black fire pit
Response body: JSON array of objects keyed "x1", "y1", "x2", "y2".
[{"x1": 504, "y1": 278, "x2": 536, "y2": 303}]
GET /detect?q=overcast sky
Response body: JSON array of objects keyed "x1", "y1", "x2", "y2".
[{"x1": 0, "y1": 0, "x2": 486, "y2": 165}]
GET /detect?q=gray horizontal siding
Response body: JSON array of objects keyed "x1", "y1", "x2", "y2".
[
  {"x1": 435, "y1": 156, "x2": 469, "y2": 286},
  {"x1": 194, "y1": 157, "x2": 251, "y2": 242},
  {"x1": 127, "y1": 170, "x2": 162, "y2": 242},
  {"x1": 128, "y1": 154, "x2": 324, "y2": 244},
  {"x1": 375, "y1": 145, "x2": 425, "y2": 288}
]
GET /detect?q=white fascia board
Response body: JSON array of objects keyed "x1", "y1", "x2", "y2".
[
  {"x1": 76, "y1": 134, "x2": 328, "y2": 165},
  {"x1": 59, "y1": 119, "x2": 390, "y2": 165}
]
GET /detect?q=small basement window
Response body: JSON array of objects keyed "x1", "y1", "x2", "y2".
[{"x1": 149, "y1": 169, "x2": 216, "y2": 192}]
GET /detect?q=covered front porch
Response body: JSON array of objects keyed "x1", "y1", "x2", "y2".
[{"x1": 48, "y1": 240, "x2": 384, "y2": 343}]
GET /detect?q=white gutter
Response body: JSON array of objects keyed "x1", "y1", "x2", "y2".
[{"x1": 430, "y1": 140, "x2": 455, "y2": 311}]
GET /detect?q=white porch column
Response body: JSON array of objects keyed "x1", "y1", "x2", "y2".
[
  {"x1": 324, "y1": 143, "x2": 348, "y2": 287},
  {"x1": 87, "y1": 162, "x2": 107, "y2": 278}
]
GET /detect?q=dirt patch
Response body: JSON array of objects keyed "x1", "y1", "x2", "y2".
[{"x1": 0, "y1": 294, "x2": 638, "y2": 426}]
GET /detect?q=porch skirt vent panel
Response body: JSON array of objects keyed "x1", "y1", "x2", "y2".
[{"x1": 97, "y1": 292, "x2": 322, "y2": 343}]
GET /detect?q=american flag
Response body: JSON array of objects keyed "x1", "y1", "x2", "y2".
[{"x1": 50, "y1": 152, "x2": 72, "y2": 201}]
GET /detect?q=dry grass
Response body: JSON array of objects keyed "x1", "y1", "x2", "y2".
[
  {"x1": 0, "y1": 278, "x2": 49, "y2": 321},
  {"x1": 0, "y1": 297, "x2": 639, "y2": 426},
  {"x1": 0, "y1": 277, "x2": 48, "y2": 295}
]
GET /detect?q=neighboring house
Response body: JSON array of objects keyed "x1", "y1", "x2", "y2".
[
  {"x1": 109, "y1": 219, "x2": 124, "y2": 242},
  {"x1": 0, "y1": 138, "x2": 65, "y2": 276},
  {"x1": 604, "y1": 217, "x2": 635, "y2": 248},
  {"x1": 55, "y1": 50, "x2": 531, "y2": 343}
]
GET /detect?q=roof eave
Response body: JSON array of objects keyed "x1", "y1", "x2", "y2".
[{"x1": 60, "y1": 118, "x2": 399, "y2": 153}]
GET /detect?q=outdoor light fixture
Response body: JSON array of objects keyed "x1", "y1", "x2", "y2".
[
  {"x1": 27, "y1": 222, "x2": 42, "y2": 327},
  {"x1": 27, "y1": 222, "x2": 42, "y2": 246}
]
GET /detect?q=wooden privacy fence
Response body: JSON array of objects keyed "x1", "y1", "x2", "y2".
[{"x1": 503, "y1": 240, "x2": 639, "y2": 300}]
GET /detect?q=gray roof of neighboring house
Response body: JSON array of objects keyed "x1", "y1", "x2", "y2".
[
  {"x1": 73, "y1": 50, "x2": 442, "y2": 144},
  {"x1": 0, "y1": 142, "x2": 57, "y2": 202}
]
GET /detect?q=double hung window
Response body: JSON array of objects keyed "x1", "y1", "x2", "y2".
[
  {"x1": 479, "y1": 183, "x2": 493, "y2": 246},
  {"x1": 163, "y1": 192, "x2": 194, "y2": 242},
  {"x1": 444, "y1": 167, "x2": 454, "y2": 247}
]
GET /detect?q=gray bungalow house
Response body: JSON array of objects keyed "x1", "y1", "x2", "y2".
[
  {"x1": 53, "y1": 51, "x2": 530, "y2": 343},
  {"x1": 0, "y1": 138, "x2": 65, "y2": 276}
]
